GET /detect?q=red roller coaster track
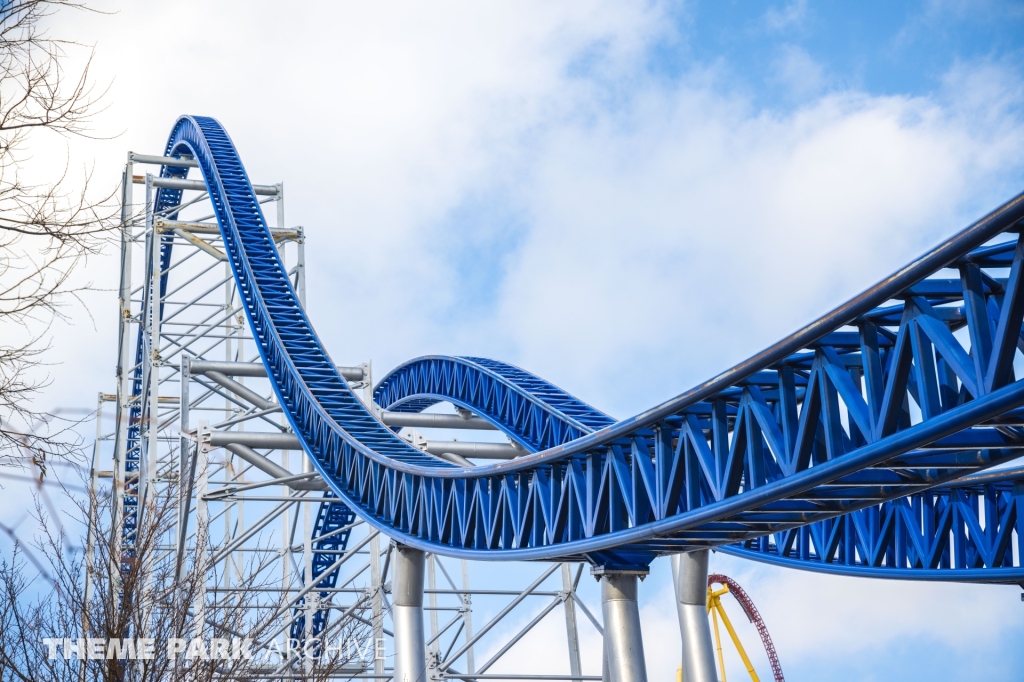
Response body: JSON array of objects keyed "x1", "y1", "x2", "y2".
[{"x1": 707, "y1": 574, "x2": 785, "y2": 682}]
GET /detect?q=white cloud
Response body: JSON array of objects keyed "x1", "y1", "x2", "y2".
[
  {"x1": 765, "y1": 0, "x2": 809, "y2": 32},
  {"x1": 483, "y1": 65, "x2": 1024, "y2": 416},
  {"x1": 772, "y1": 44, "x2": 826, "y2": 98}
]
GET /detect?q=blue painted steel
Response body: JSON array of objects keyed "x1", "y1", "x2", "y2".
[
  {"x1": 722, "y1": 470, "x2": 1024, "y2": 582},
  {"x1": 149, "y1": 115, "x2": 1024, "y2": 574},
  {"x1": 375, "y1": 356, "x2": 1024, "y2": 582},
  {"x1": 375, "y1": 356, "x2": 614, "y2": 451},
  {"x1": 290, "y1": 493, "x2": 357, "y2": 641},
  {"x1": 122, "y1": 121, "x2": 362, "y2": 634}
]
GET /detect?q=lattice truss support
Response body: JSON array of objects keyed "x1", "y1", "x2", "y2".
[{"x1": 84, "y1": 151, "x2": 603, "y2": 679}]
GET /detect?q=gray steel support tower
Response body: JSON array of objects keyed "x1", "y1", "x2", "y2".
[
  {"x1": 85, "y1": 147, "x2": 636, "y2": 680},
  {"x1": 672, "y1": 551, "x2": 718, "y2": 682},
  {"x1": 599, "y1": 572, "x2": 649, "y2": 682}
]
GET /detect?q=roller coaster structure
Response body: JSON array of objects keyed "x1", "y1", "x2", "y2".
[{"x1": 88, "y1": 115, "x2": 1024, "y2": 682}]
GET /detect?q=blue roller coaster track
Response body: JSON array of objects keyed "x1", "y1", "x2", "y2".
[
  {"x1": 375, "y1": 356, "x2": 1024, "y2": 583},
  {"x1": 131, "y1": 115, "x2": 1024, "y2": 589}
]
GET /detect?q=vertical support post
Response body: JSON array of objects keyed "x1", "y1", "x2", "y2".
[
  {"x1": 393, "y1": 545, "x2": 426, "y2": 682},
  {"x1": 281, "y1": 387, "x2": 293, "y2": 611},
  {"x1": 222, "y1": 250, "x2": 236, "y2": 597},
  {"x1": 233, "y1": 298, "x2": 245, "y2": 592},
  {"x1": 281, "y1": 447, "x2": 291, "y2": 608},
  {"x1": 599, "y1": 571, "x2": 648, "y2": 682},
  {"x1": 174, "y1": 356, "x2": 194, "y2": 583},
  {"x1": 142, "y1": 173, "x2": 160, "y2": 514},
  {"x1": 671, "y1": 551, "x2": 716, "y2": 682},
  {"x1": 193, "y1": 422, "x2": 210, "y2": 639},
  {"x1": 295, "y1": 225, "x2": 306, "y2": 307},
  {"x1": 427, "y1": 554, "x2": 439, "y2": 656},
  {"x1": 280, "y1": 189, "x2": 296, "y2": 635},
  {"x1": 138, "y1": 173, "x2": 160, "y2": 633},
  {"x1": 82, "y1": 392, "x2": 104, "y2": 643},
  {"x1": 360, "y1": 361, "x2": 377, "y2": 414},
  {"x1": 460, "y1": 560, "x2": 475, "y2": 675},
  {"x1": 112, "y1": 157, "x2": 134, "y2": 544},
  {"x1": 302, "y1": 454, "x2": 314, "y2": 649},
  {"x1": 276, "y1": 182, "x2": 285, "y2": 230},
  {"x1": 561, "y1": 563, "x2": 582, "y2": 678},
  {"x1": 370, "y1": 534, "x2": 385, "y2": 676}
]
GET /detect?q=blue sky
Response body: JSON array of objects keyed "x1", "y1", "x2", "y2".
[
  {"x1": 668, "y1": 1, "x2": 1024, "y2": 101},
  {"x1": 653, "y1": 1, "x2": 1020, "y2": 96},
  {"x1": 3, "y1": 1, "x2": 1024, "y2": 680}
]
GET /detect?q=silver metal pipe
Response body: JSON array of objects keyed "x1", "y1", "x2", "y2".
[
  {"x1": 209, "y1": 431, "x2": 519, "y2": 462},
  {"x1": 156, "y1": 218, "x2": 300, "y2": 240},
  {"x1": 599, "y1": 573, "x2": 648, "y2": 682},
  {"x1": 224, "y1": 442, "x2": 291, "y2": 477},
  {"x1": 190, "y1": 360, "x2": 365, "y2": 382},
  {"x1": 393, "y1": 545, "x2": 427, "y2": 682},
  {"x1": 424, "y1": 441, "x2": 520, "y2": 459},
  {"x1": 223, "y1": 444, "x2": 326, "y2": 490},
  {"x1": 432, "y1": 450, "x2": 474, "y2": 467},
  {"x1": 671, "y1": 551, "x2": 716, "y2": 682},
  {"x1": 172, "y1": 228, "x2": 227, "y2": 261},
  {"x1": 381, "y1": 412, "x2": 496, "y2": 430},
  {"x1": 477, "y1": 597, "x2": 564, "y2": 673},
  {"x1": 129, "y1": 152, "x2": 198, "y2": 167},
  {"x1": 134, "y1": 174, "x2": 280, "y2": 196},
  {"x1": 209, "y1": 431, "x2": 300, "y2": 450},
  {"x1": 205, "y1": 371, "x2": 276, "y2": 411},
  {"x1": 561, "y1": 564, "x2": 582, "y2": 678}
]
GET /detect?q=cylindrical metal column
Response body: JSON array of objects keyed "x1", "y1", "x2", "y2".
[
  {"x1": 600, "y1": 572, "x2": 648, "y2": 682},
  {"x1": 393, "y1": 545, "x2": 427, "y2": 682},
  {"x1": 671, "y1": 551, "x2": 717, "y2": 682}
]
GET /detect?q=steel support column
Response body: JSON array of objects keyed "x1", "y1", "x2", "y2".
[
  {"x1": 671, "y1": 551, "x2": 716, "y2": 682},
  {"x1": 561, "y1": 563, "x2": 582, "y2": 678},
  {"x1": 599, "y1": 572, "x2": 648, "y2": 682},
  {"x1": 394, "y1": 545, "x2": 427, "y2": 682}
]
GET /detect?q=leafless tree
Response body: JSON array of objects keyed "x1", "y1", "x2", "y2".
[
  {"x1": 0, "y1": 473, "x2": 370, "y2": 681},
  {"x1": 0, "y1": 0, "x2": 119, "y2": 469}
]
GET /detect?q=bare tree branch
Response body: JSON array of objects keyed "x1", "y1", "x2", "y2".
[
  {"x1": 0, "y1": 476, "x2": 371, "y2": 680},
  {"x1": 0, "y1": 0, "x2": 120, "y2": 467}
]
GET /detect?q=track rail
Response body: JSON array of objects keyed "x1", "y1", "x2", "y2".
[
  {"x1": 152, "y1": 115, "x2": 1024, "y2": 571},
  {"x1": 721, "y1": 467, "x2": 1024, "y2": 582},
  {"x1": 375, "y1": 356, "x2": 1024, "y2": 581}
]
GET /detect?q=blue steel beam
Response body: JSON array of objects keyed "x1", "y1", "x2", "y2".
[
  {"x1": 374, "y1": 356, "x2": 615, "y2": 451},
  {"x1": 377, "y1": 356, "x2": 1024, "y2": 582},
  {"x1": 721, "y1": 469, "x2": 1024, "y2": 582},
  {"x1": 290, "y1": 493, "x2": 357, "y2": 641},
  {"x1": 145, "y1": 115, "x2": 1024, "y2": 573}
]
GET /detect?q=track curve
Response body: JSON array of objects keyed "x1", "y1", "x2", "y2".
[
  {"x1": 720, "y1": 466, "x2": 1024, "y2": 582},
  {"x1": 156, "y1": 115, "x2": 1024, "y2": 571},
  {"x1": 374, "y1": 355, "x2": 1024, "y2": 582},
  {"x1": 374, "y1": 355, "x2": 614, "y2": 451}
]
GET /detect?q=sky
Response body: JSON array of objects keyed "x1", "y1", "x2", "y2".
[{"x1": 4, "y1": 0, "x2": 1024, "y2": 680}]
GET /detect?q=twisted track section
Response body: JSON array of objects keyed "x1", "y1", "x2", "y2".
[
  {"x1": 375, "y1": 356, "x2": 614, "y2": 450},
  {"x1": 290, "y1": 494, "x2": 357, "y2": 641},
  {"x1": 159, "y1": 115, "x2": 1024, "y2": 571}
]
